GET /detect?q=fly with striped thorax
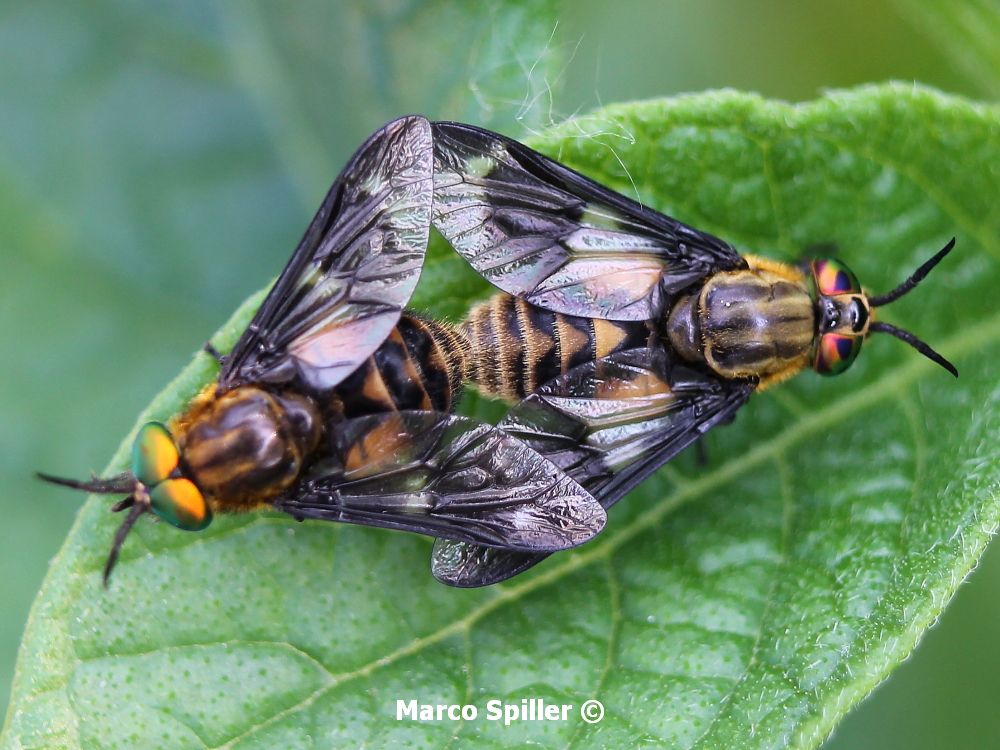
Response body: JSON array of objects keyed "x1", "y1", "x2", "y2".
[
  {"x1": 426, "y1": 121, "x2": 958, "y2": 587},
  {"x1": 38, "y1": 117, "x2": 609, "y2": 585}
]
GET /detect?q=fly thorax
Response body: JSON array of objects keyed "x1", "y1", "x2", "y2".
[
  {"x1": 177, "y1": 386, "x2": 321, "y2": 507},
  {"x1": 691, "y1": 269, "x2": 815, "y2": 379}
]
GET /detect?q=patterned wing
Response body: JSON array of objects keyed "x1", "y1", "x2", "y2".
[
  {"x1": 273, "y1": 410, "x2": 606, "y2": 552},
  {"x1": 432, "y1": 121, "x2": 744, "y2": 321},
  {"x1": 219, "y1": 116, "x2": 434, "y2": 393},
  {"x1": 430, "y1": 345, "x2": 756, "y2": 586}
]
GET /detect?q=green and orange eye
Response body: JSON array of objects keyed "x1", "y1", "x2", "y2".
[
  {"x1": 132, "y1": 422, "x2": 213, "y2": 531},
  {"x1": 812, "y1": 258, "x2": 861, "y2": 297},
  {"x1": 149, "y1": 478, "x2": 212, "y2": 531},
  {"x1": 132, "y1": 422, "x2": 180, "y2": 487},
  {"x1": 814, "y1": 332, "x2": 863, "y2": 376}
]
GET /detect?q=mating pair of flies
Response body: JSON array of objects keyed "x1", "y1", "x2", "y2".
[{"x1": 42, "y1": 116, "x2": 957, "y2": 589}]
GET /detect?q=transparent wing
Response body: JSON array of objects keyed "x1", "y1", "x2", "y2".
[
  {"x1": 432, "y1": 121, "x2": 744, "y2": 321},
  {"x1": 431, "y1": 345, "x2": 756, "y2": 586},
  {"x1": 273, "y1": 410, "x2": 606, "y2": 552},
  {"x1": 219, "y1": 116, "x2": 434, "y2": 393}
]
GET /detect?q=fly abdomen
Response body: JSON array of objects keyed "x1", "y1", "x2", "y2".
[
  {"x1": 461, "y1": 294, "x2": 527, "y2": 401},
  {"x1": 397, "y1": 314, "x2": 469, "y2": 410},
  {"x1": 463, "y1": 293, "x2": 653, "y2": 401},
  {"x1": 335, "y1": 315, "x2": 468, "y2": 417}
]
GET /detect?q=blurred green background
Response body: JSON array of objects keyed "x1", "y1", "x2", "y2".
[{"x1": 1, "y1": 1, "x2": 996, "y2": 747}]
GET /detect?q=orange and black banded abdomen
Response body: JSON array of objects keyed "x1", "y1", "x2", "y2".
[
  {"x1": 334, "y1": 314, "x2": 468, "y2": 417},
  {"x1": 462, "y1": 293, "x2": 654, "y2": 402}
]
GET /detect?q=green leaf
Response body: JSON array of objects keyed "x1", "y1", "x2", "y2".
[
  {"x1": 891, "y1": 0, "x2": 1000, "y2": 98},
  {"x1": 4, "y1": 84, "x2": 998, "y2": 750}
]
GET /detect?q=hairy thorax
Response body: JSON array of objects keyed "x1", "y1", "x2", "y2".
[
  {"x1": 172, "y1": 386, "x2": 322, "y2": 510},
  {"x1": 666, "y1": 262, "x2": 816, "y2": 385}
]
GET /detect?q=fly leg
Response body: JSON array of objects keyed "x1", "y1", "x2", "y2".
[
  {"x1": 692, "y1": 409, "x2": 740, "y2": 467},
  {"x1": 694, "y1": 437, "x2": 709, "y2": 467},
  {"x1": 203, "y1": 341, "x2": 226, "y2": 366}
]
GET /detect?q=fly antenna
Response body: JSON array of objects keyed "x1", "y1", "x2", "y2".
[
  {"x1": 869, "y1": 237, "x2": 956, "y2": 307},
  {"x1": 36, "y1": 471, "x2": 135, "y2": 494},
  {"x1": 37, "y1": 470, "x2": 147, "y2": 584},
  {"x1": 103, "y1": 501, "x2": 148, "y2": 586},
  {"x1": 869, "y1": 321, "x2": 958, "y2": 377}
]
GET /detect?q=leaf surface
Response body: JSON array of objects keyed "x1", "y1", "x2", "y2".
[{"x1": 3, "y1": 84, "x2": 998, "y2": 750}]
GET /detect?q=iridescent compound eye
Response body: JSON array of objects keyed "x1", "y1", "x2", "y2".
[
  {"x1": 149, "y1": 478, "x2": 212, "y2": 531},
  {"x1": 812, "y1": 258, "x2": 861, "y2": 297},
  {"x1": 814, "y1": 333, "x2": 863, "y2": 376},
  {"x1": 132, "y1": 421, "x2": 212, "y2": 530},
  {"x1": 132, "y1": 422, "x2": 180, "y2": 487}
]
